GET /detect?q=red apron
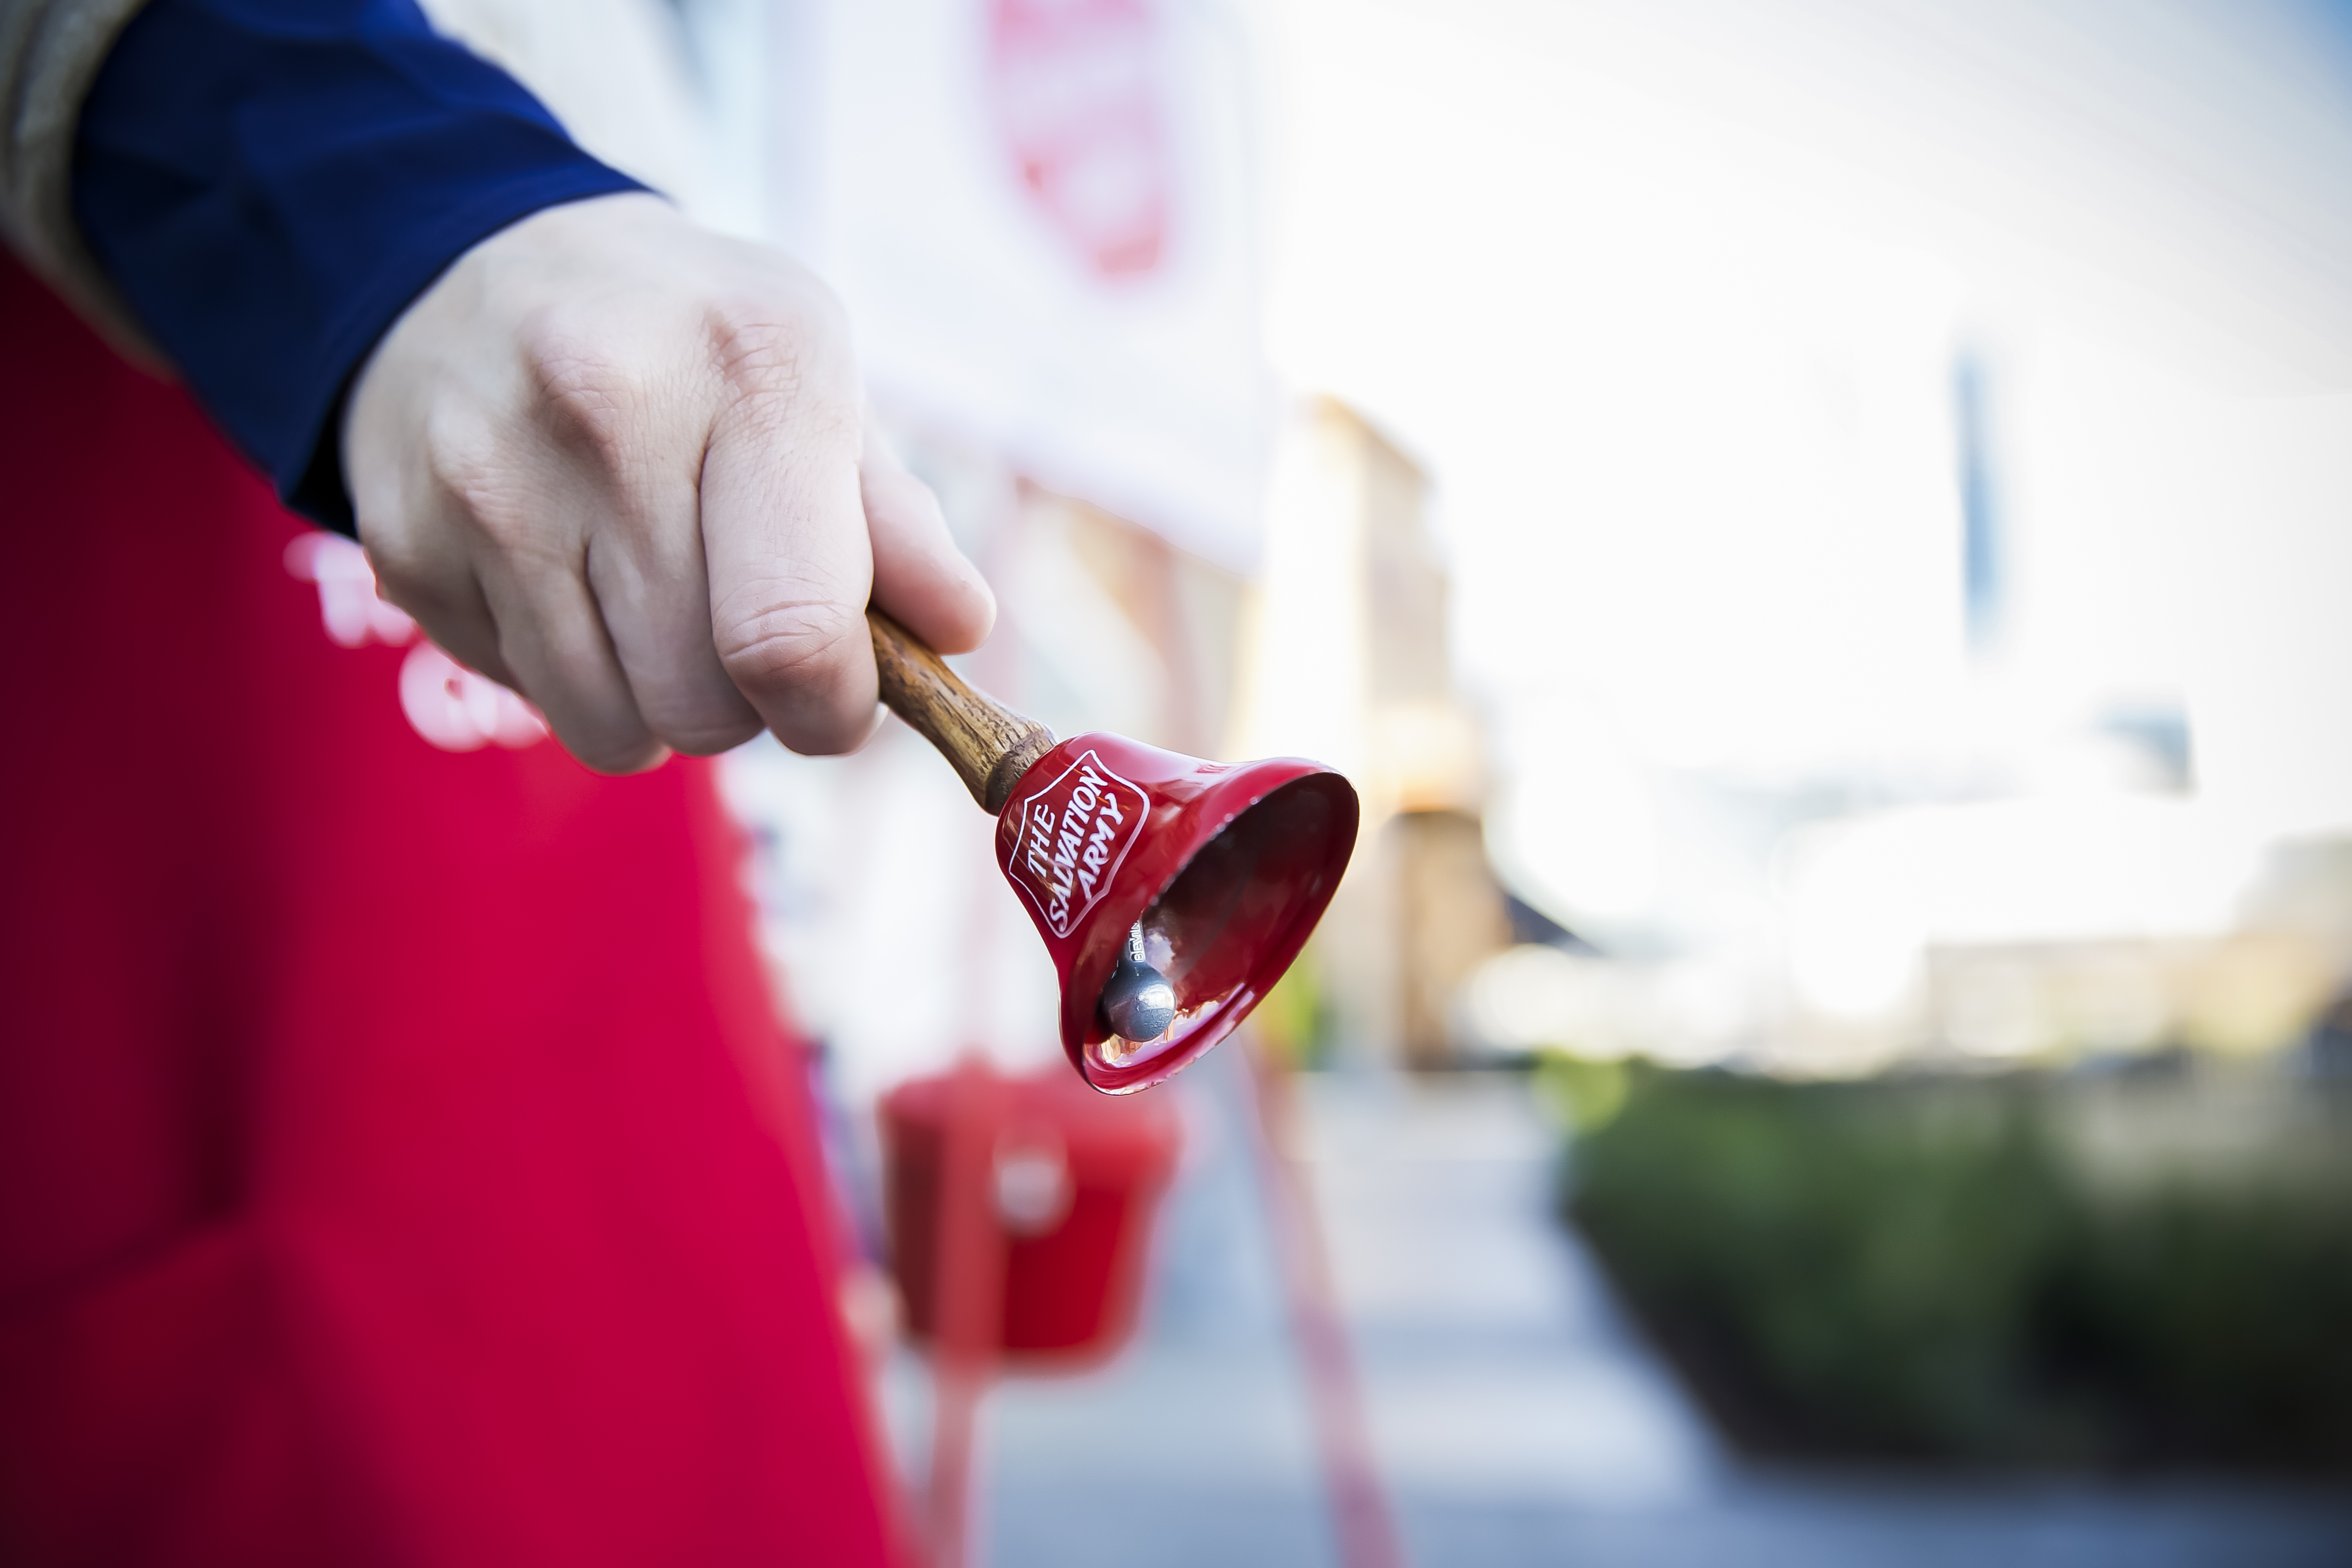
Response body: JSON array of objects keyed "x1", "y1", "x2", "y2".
[{"x1": 0, "y1": 254, "x2": 899, "y2": 1566}]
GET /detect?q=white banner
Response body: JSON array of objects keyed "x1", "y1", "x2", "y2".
[{"x1": 768, "y1": 0, "x2": 1273, "y2": 573}]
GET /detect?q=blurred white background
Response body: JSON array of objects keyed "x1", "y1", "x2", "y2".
[{"x1": 1243, "y1": 0, "x2": 2352, "y2": 1070}]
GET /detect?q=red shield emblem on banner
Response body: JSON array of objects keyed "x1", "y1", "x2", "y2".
[{"x1": 987, "y1": 0, "x2": 1172, "y2": 280}]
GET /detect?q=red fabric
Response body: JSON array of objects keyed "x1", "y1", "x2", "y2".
[{"x1": 0, "y1": 254, "x2": 900, "y2": 1566}]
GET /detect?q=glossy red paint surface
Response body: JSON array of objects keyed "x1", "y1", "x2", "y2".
[{"x1": 994, "y1": 733, "x2": 1360, "y2": 1094}]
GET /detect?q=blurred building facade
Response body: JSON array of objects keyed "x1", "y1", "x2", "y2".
[{"x1": 1238, "y1": 398, "x2": 1512, "y2": 1069}]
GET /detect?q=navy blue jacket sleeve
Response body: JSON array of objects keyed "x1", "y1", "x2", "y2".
[{"x1": 72, "y1": 0, "x2": 649, "y2": 533}]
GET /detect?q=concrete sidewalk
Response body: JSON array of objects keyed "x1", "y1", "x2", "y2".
[{"x1": 920, "y1": 1055, "x2": 2352, "y2": 1566}]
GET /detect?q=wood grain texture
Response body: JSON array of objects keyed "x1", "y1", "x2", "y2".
[{"x1": 868, "y1": 608, "x2": 1057, "y2": 815}]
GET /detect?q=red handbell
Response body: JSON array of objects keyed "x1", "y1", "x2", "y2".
[{"x1": 869, "y1": 612, "x2": 1359, "y2": 1094}]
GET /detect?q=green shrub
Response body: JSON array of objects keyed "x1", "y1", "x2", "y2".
[{"x1": 1568, "y1": 1067, "x2": 2352, "y2": 1472}]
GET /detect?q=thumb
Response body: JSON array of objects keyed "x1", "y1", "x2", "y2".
[{"x1": 862, "y1": 414, "x2": 996, "y2": 656}]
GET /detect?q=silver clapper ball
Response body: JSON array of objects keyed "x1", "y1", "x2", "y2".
[{"x1": 1099, "y1": 922, "x2": 1176, "y2": 1043}]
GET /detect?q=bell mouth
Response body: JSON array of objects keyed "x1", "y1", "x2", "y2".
[{"x1": 1076, "y1": 771, "x2": 1357, "y2": 1093}]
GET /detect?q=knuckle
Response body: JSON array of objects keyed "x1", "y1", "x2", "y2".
[
  {"x1": 707, "y1": 309, "x2": 802, "y2": 392},
  {"x1": 715, "y1": 593, "x2": 865, "y2": 693},
  {"x1": 516, "y1": 316, "x2": 657, "y2": 480},
  {"x1": 421, "y1": 413, "x2": 519, "y2": 533},
  {"x1": 704, "y1": 290, "x2": 856, "y2": 430}
]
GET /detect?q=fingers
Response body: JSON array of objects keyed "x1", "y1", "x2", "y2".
[
  {"x1": 700, "y1": 310, "x2": 884, "y2": 756},
  {"x1": 479, "y1": 538, "x2": 670, "y2": 774},
  {"x1": 578, "y1": 453, "x2": 766, "y2": 759},
  {"x1": 861, "y1": 414, "x2": 997, "y2": 656},
  {"x1": 347, "y1": 343, "x2": 525, "y2": 695},
  {"x1": 355, "y1": 392, "x2": 677, "y2": 774},
  {"x1": 359, "y1": 533, "x2": 521, "y2": 693},
  {"x1": 342, "y1": 194, "x2": 984, "y2": 770},
  {"x1": 375, "y1": 502, "x2": 668, "y2": 774}
]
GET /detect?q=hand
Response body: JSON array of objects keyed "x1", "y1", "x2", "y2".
[{"x1": 342, "y1": 192, "x2": 996, "y2": 773}]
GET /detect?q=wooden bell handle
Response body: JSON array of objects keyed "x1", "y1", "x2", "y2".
[{"x1": 868, "y1": 608, "x2": 1057, "y2": 815}]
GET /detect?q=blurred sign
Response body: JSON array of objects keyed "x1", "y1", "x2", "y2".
[
  {"x1": 988, "y1": 0, "x2": 1172, "y2": 280},
  {"x1": 771, "y1": 0, "x2": 1272, "y2": 572},
  {"x1": 284, "y1": 532, "x2": 548, "y2": 753}
]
